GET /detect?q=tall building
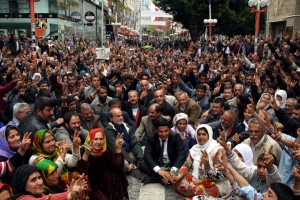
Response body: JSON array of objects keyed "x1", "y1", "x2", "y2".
[{"x1": 266, "y1": 0, "x2": 300, "y2": 37}]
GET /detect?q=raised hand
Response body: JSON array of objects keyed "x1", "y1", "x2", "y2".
[
  {"x1": 200, "y1": 150, "x2": 210, "y2": 170},
  {"x1": 67, "y1": 173, "x2": 87, "y2": 200},
  {"x1": 32, "y1": 156, "x2": 43, "y2": 166},
  {"x1": 263, "y1": 143, "x2": 274, "y2": 170},
  {"x1": 217, "y1": 148, "x2": 230, "y2": 168},
  {"x1": 18, "y1": 132, "x2": 32, "y2": 156},
  {"x1": 291, "y1": 143, "x2": 300, "y2": 161},
  {"x1": 232, "y1": 133, "x2": 240, "y2": 143},
  {"x1": 217, "y1": 129, "x2": 230, "y2": 154},
  {"x1": 73, "y1": 130, "x2": 81, "y2": 154},
  {"x1": 115, "y1": 133, "x2": 124, "y2": 153},
  {"x1": 292, "y1": 165, "x2": 300, "y2": 181},
  {"x1": 271, "y1": 125, "x2": 282, "y2": 141}
]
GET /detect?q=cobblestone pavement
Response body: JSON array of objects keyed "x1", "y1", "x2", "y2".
[{"x1": 127, "y1": 176, "x2": 178, "y2": 200}]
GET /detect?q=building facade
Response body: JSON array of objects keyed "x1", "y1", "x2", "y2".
[
  {"x1": 0, "y1": 0, "x2": 107, "y2": 41},
  {"x1": 266, "y1": 0, "x2": 300, "y2": 37}
]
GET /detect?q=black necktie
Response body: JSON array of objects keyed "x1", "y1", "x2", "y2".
[{"x1": 160, "y1": 140, "x2": 165, "y2": 166}]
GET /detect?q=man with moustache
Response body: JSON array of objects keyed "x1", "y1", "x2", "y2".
[
  {"x1": 79, "y1": 103, "x2": 103, "y2": 130},
  {"x1": 121, "y1": 90, "x2": 147, "y2": 127},
  {"x1": 135, "y1": 103, "x2": 169, "y2": 146},
  {"x1": 55, "y1": 111, "x2": 88, "y2": 151},
  {"x1": 105, "y1": 108, "x2": 143, "y2": 172},
  {"x1": 242, "y1": 118, "x2": 282, "y2": 165}
]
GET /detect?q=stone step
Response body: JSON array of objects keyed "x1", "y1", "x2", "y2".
[{"x1": 127, "y1": 176, "x2": 178, "y2": 200}]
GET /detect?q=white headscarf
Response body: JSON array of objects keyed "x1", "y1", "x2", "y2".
[
  {"x1": 233, "y1": 143, "x2": 256, "y2": 169},
  {"x1": 189, "y1": 124, "x2": 218, "y2": 179},
  {"x1": 172, "y1": 113, "x2": 188, "y2": 126},
  {"x1": 275, "y1": 89, "x2": 287, "y2": 109},
  {"x1": 32, "y1": 73, "x2": 42, "y2": 81}
]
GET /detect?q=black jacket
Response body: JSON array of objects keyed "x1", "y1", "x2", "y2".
[
  {"x1": 18, "y1": 112, "x2": 49, "y2": 139},
  {"x1": 143, "y1": 131, "x2": 185, "y2": 170},
  {"x1": 121, "y1": 102, "x2": 147, "y2": 127}
]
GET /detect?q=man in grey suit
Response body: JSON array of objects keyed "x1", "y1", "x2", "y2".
[{"x1": 135, "y1": 103, "x2": 169, "y2": 146}]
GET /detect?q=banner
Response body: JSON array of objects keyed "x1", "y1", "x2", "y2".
[{"x1": 96, "y1": 48, "x2": 110, "y2": 60}]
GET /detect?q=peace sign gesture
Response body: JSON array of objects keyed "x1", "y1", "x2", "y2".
[
  {"x1": 263, "y1": 143, "x2": 274, "y2": 170},
  {"x1": 200, "y1": 150, "x2": 210, "y2": 170},
  {"x1": 217, "y1": 129, "x2": 231, "y2": 153},
  {"x1": 73, "y1": 130, "x2": 81, "y2": 154},
  {"x1": 18, "y1": 132, "x2": 32, "y2": 156}
]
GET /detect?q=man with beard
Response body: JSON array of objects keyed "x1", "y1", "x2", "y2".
[
  {"x1": 55, "y1": 111, "x2": 88, "y2": 152},
  {"x1": 122, "y1": 90, "x2": 147, "y2": 127},
  {"x1": 105, "y1": 108, "x2": 143, "y2": 172},
  {"x1": 79, "y1": 103, "x2": 103, "y2": 130},
  {"x1": 90, "y1": 86, "x2": 112, "y2": 115},
  {"x1": 83, "y1": 75, "x2": 100, "y2": 98},
  {"x1": 135, "y1": 103, "x2": 170, "y2": 146}
]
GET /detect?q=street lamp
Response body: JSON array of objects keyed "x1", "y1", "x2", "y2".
[
  {"x1": 248, "y1": 0, "x2": 270, "y2": 60},
  {"x1": 203, "y1": 0, "x2": 217, "y2": 42}
]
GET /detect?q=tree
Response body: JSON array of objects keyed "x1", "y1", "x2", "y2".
[{"x1": 154, "y1": 0, "x2": 266, "y2": 41}]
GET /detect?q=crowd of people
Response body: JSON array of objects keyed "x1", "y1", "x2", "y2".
[{"x1": 0, "y1": 31, "x2": 299, "y2": 200}]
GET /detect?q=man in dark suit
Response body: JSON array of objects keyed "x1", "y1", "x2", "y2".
[{"x1": 138, "y1": 118, "x2": 185, "y2": 185}]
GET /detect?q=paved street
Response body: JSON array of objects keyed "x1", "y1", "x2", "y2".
[{"x1": 127, "y1": 176, "x2": 178, "y2": 200}]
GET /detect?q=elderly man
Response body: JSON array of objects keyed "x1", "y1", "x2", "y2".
[
  {"x1": 151, "y1": 89, "x2": 175, "y2": 119},
  {"x1": 79, "y1": 103, "x2": 103, "y2": 130},
  {"x1": 175, "y1": 91, "x2": 201, "y2": 127},
  {"x1": 243, "y1": 118, "x2": 282, "y2": 165},
  {"x1": 135, "y1": 103, "x2": 169, "y2": 146},
  {"x1": 139, "y1": 80, "x2": 154, "y2": 108},
  {"x1": 212, "y1": 109, "x2": 244, "y2": 147},
  {"x1": 8, "y1": 103, "x2": 31, "y2": 126},
  {"x1": 105, "y1": 107, "x2": 143, "y2": 172}
]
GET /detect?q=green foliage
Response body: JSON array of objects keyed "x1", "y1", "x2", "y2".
[{"x1": 154, "y1": 0, "x2": 267, "y2": 41}]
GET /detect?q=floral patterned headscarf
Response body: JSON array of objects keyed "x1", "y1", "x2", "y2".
[
  {"x1": 32, "y1": 129, "x2": 59, "y2": 160},
  {"x1": 84, "y1": 128, "x2": 107, "y2": 157},
  {"x1": 32, "y1": 129, "x2": 69, "y2": 190}
]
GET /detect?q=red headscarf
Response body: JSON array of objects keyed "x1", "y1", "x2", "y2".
[{"x1": 83, "y1": 128, "x2": 107, "y2": 157}]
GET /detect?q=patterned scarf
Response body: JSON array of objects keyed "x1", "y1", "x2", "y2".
[
  {"x1": 36, "y1": 159, "x2": 65, "y2": 194},
  {"x1": 32, "y1": 130, "x2": 69, "y2": 189},
  {"x1": 83, "y1": 128, "x2": 107, "y2": 157}
]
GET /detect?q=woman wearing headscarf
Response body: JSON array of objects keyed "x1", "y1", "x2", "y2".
[
  {"x1": 0, "y1": 126, "x2": 31, "y2": 183},
  {"x1": 275, "y1": 89, "x2": 287, "y2": 109},
  {"x1": 76, "y1": 128, "x2": 128, "y2": 200},
  {"x1": 172, "y1": 124, "x2": 237, "y2": 199},
  {"x1": 28, "y1": 130, "x2": 81, "y2": 186},
  {"x1": 0, "y1": 125, "x2": 22, "y2": 161},
  {"x1": 11, "y1": 164, "x2": 87, "y2": 200},
  {"x1": 171, "y1": 113, "x2": 196, "y2": 156},
  {"x1": 36, "y1": 159, "x2": 66, "y2": 194},
  {"x1": 256, "y1": 93, "x2": 273, "y2": 111},
  {"x1": 233, "y1": 143, "x2": 256, "y2": 169}
]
